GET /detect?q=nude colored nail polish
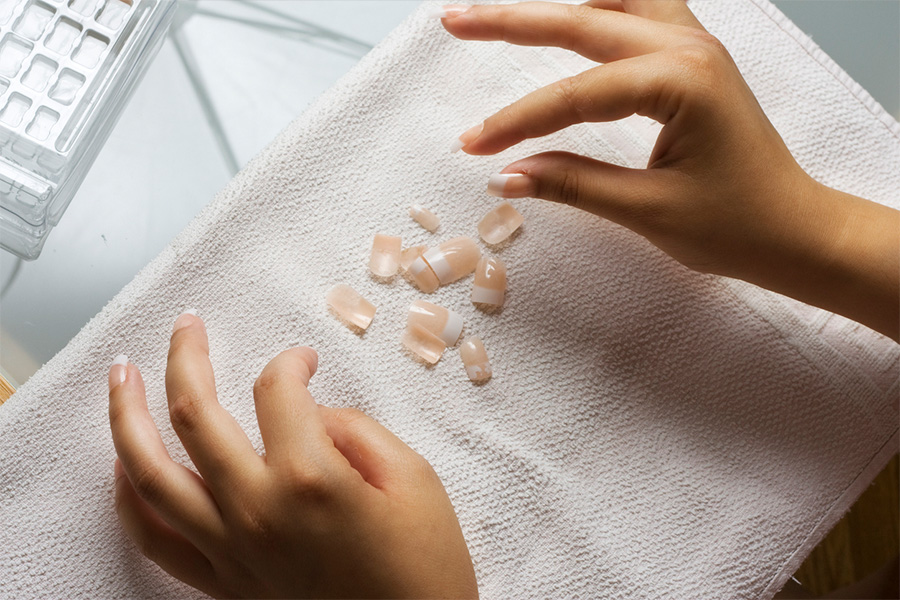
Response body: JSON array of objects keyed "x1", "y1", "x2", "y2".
[
  {"x1": 486, "y1": 173, "x2": 534, "y2": 198},
  {"x1": 408, "y1": 299, "x2": 463, "y2": 346},
  {"x1": 369, "y1": 234, "x2": 401, "y2": 277},
  {"x1": 408, "y1": 254, "x2": 441, "y2": 293},
  {"x1": 402, "y1": 324, "x2": 447, "y2": 364},
  {"x1": 399, "y1": 245, "x2": 427, "y2": 272},
  {"x1": 426, "y1": 4, "x2": 470, "y2": 19},
  {"x1": 172, "y1": 308, "x2": 198, "y2": 333},
  {"x1": 109, "y1": 354, "x2": 128, "y2": 389},
  {"x1": 327, "y1": 284, "x2": 376, "y2": 330},
  {"x1": 478, "y1": 201, "x2": 524, "y2": 244},
  {"x1": 472, "y1": 257, "x2": 506, "y2": 306},
  {"x1": 409, "y1": 204, "x2": 440, "y2": 232},
  {"x1": 460, "y1": 336, "x2": 492, "y2": 382},
  {"x1": 451, "y1": 122, "x2": 483, "y2": 153},
  {"x1": 421, "y1": 236, "x2": 481, "y2": 285}
]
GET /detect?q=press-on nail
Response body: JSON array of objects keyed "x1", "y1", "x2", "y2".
[
  {"x1": 369, "y1": 234, "x2": 401, "y2": 277},
  {"x1": 408, "y1": 255, "x2": 441, "y2": 293},
  {"x1": 409, "y1": 205, "x2": 440, "y2": 232},
  {"x1": 327, "y1": 284, "x2": 376, "y2": 330},
  {"x1": 109, "y1": 354, "x2": 128, "y2": 389},
  {"x1": 460, "y1": 336, "x2": 492, "y2": 382},
  {"x1": 426, "y1": 4, "x2": 470, "y2": 19},
  {"x1": 408, "y1": 300, "x2": 464, "y2": 346},
  {"x1": 486, "y1": 173, "x2": 533, "y2": 198},
  {"x1": 421, "y1": 236, "x2": 481, "y2": 286},
  {"x1": 472, "y1": 257, "x2": 506, "y2": 306},
  {"x1": 402, "y1": 324, "x2": 447, "y2": 364},
  {"x1": 478, "y1": 201, "x2": 524, "y2": 244},
  {"x1": 451, "y1": 122, "x2": 483, "y2": 153},
  {"x1": 399, "y1": 245, "x2": 427, "y2": 272}
]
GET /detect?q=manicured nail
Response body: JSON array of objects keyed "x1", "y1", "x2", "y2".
[
  {"x1": 399, "y1": 245, "x2": 427, "y2": 272},
  {"x1": 408, "y1": 299, "x2": 464, "y2": 346},
  {"x1": 426, "y1": 4, "x2": 469, "y2": 19},
  {"x1": 327, "y1": 284, "x2": 376, "y2": 331},
  {"x1": 109, "y1": 354, "x2": 128, "y2": 390},
  {"x1": 487, "y1": 173, "x2": 534, "y2": 198},
  {"x1": 460, "y1": 336, "x2": 492, "y2": 382},
  {"x1": 472, "y1": 257, "x2": 507, "y2": 307},
  {"x1": 402, "y1": 324, "x2": 447, "y2": 365},
  {"x1": 451, "y1": 122, "x2": 483, "y2": 153},
  {"x1": 172, "y1": 309, "x2": 198, "y2": 333},
  {"x1": 408, "y1": 255, "x2": 441, "y2": 293},
  {"x1": 420, "y1": 236, "x2": 481, "y2": 286},
  {"x1": 369, "y1": 233, "x2": 401, "y2": 277},
  {"x1": 478, "y1": 200, "x2": 525, "y2": 244}
]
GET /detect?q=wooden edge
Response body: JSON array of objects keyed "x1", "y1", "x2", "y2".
[{"x1": 0, "y1": 373, "x2": 15, "y2": 406}]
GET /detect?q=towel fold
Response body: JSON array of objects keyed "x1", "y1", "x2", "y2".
[{"x1": 1, "y1": 0, "x2": 898, "y2": 598}]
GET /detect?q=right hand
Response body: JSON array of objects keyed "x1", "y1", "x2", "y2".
[{"x1": 440, "y1": 0, "x2": 899, "y2": 340}]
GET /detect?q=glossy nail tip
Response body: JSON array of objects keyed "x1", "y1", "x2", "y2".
[
  {"x1": 112, "y1": 354, "x2": 128, "y2": 367},
  {"x1": 408, "y1": 256, "x2": 440, "y2": 293},
  {"x1": 109, "y1": 354, "x2": 128, "y2": 389},
  {"x1": 399, "y1": 245, "x2": 427, "y2": 272},
  {"x1": 486, "y1": 173, "x2": 532, "y2": 199},
  {"x1": 369, "y1": 234, "x2": 401, "y2": 277},
  {"x1": 426, "y1": 4, "x2": 469, "y2": 18},
  {"x1": 472, "y1": 256, "x2": 507, "y2": 306},
  {"x1": 408, "y1": 299, "x2": 464, "y2": 347},
  {"x1": 421, "y1": 236, "x2": 481, "y2": 285},
  {"x1": 478, "y1": 201, "x2": 524, "y2": 245},
  {"x1": 460, "y1": 336, "x2": 492, "y2": 382},
  {"x1": 402, "y1": 324, "x2": 446, "y2": 364},
  {"x1": 327, "y1": 284, "x2": 376, "y2": 331}
]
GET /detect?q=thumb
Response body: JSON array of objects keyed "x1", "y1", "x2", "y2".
[
  {"x1": 318, "y1": 406, "x2": 429, "y2": 491},
  {"x1": 486, "y1": 151, "x2": 667, "y2": 234}
]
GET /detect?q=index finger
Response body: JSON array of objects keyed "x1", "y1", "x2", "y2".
[{"x1": 165, "y1": 312, "x2": 263, "y2": 495}]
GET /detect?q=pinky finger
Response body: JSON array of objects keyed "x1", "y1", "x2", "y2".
[{"x1": 114, "y1": 460, "x2": 226, "y2": 598}]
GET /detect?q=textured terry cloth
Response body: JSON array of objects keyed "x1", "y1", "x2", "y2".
[{"x1": 1, "y1": 0, "x2": 898, "y2": 597}]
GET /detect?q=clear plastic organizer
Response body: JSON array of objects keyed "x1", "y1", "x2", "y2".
[{"x1": 0, "y1": 0, "x2": 175, "y2": 259}]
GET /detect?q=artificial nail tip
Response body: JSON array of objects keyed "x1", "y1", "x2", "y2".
[{"x1": 112, "y1": 354, "x2": 128, "y2": 367}]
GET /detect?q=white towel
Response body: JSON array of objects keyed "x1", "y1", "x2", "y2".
[{"x1": 1, "y1": 1, "x2": 898, "y2": 598}]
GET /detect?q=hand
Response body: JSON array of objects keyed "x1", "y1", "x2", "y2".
[
  {"x1": 440, "y1": 1, "x2": 899, "y2": 340},
  {"x1": 108, "y1": 312, "x2": 478, "y2": 599}
]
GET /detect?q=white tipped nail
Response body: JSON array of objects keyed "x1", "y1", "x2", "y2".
[
  {"x1": 450, "y1": 137, "x2": 465, "y2": 153},
  {"x1": 112, "y1": 354, "x2": 128, "y2": 367},
  {"x1": 486, "y1": 173, "x2": 533, "y2": 198},
  {"x1": 182, "y1": 308, "x2": 198, "y2": 316},
  {"x1": 408, "y1": 300, "x2": 464, "y2": 347},
  {"x1": 327, "y1": 284, "x2": 376, "y2": 331},
  {"x1": 460, "y1": 336, "x2": 492, "y2": 382},
  {"x1": 426, "y1": 4, "x2": 469, "y2": 19},
  {"x1": 409, "y1": 205, "x2": 440, "y2": 232}
]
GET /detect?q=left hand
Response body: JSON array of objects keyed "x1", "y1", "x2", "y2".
[{"x1": 108, "y1": 312, "x2": 478, "y2": 598}]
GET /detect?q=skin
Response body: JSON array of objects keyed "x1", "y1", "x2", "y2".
[
  {"x1": 446, "y1": 0, "x2": 899, "y2": 341},
  {"x1": 110, "y1": 1, "x2": 898, "y2": 598},
  {"x1": 109, "y1": 313, "x2": 478, "y2": 598}
]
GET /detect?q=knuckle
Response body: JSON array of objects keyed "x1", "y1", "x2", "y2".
[
  {"x1": 555, "y1": 167, "x2": 583, "y2": 210},
  {"x1": 253, "y1": 368, "x2": 284, "y2": 396},
  {"x1": 129, "y1": 461, "x2": 166, "y2": 506},
  {"x1": 168, "y1": 390, "x2": 205, "y2": 435},
  {"x1": 553, "y1": 75, "x2": 589, "y2": 122}
]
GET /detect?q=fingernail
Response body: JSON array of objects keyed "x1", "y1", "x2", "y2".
[
  {"x1": 402, "y1": 324, "x2": 447, "y2": 365},
  {"x1": 409, "y1": 204, "x2": 440, "y2": 232},
  {"x1": 421, "y1": 236, "x2": 481, "y2": 286},
  {"x1": 399, "y1": 245, "x2": 427, "y2": 272},
  {"x1": 487, "y1": 173, "x2": 534, "y2": 198},
  {"x1": 172, "y1": 309, "x2": 197, "y2": 333},
  {"x1": 408, "y1": 255, "x2": 441, "y2": 293},
  {"x1": 460, "y1": 336, "x2": 492, "y2": 382},
  {"x1": 451, "y1": 122, "x2": 483, "y2": 153},
  {"x1": 426, "y1": 4, "x2": 469, "y2": 19},
  {"x1": 478, "y1": 200, "x2": 525, "y2": 244},
  {"x1": 369, "y1": 233, "x2": 401, "y2": 277},
  {"x1": 408, "y1": 299, "x2": 464, "y2": 346},
  {"x1": 472, "y1": 257, "x2": 507, "y2": 307},
  {"x1": 327, "y1": 284, "x2": 376, "y2": 331},
  {"x1": 109, "y1": 354, "x2": 128, "y2": 390}
]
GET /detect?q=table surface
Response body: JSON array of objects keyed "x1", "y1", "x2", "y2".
[{"x1": 0, "y1": 0, "x2": 897, "y2": 387}]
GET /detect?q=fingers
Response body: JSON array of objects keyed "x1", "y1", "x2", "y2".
[
  {"x1": 460, "y1": 55, "x2": 673, "y2": 156},
  {"x1": 620, "y1": 0, "x2": 704, "y2": 29},
  {"x1": 166, "y1": 313, "x2": 263, "y2": 494},
  {"x1": 441, "y1": 2, "x2": 680, "y2": 64},
  {"x1": 318, "y1": 406, "x2": 428, "y2": 491},
  {"x1": 252, "y1": 347, "x2": 334, "y2": 467},
  {"x1": 114, "y1": 460, "x2": 225, "y2": 598},
  {"x1": 108, "y1": 358, "x2": 225, "y2": 551},
  {"x1": 486, "y1": 151, "x2": 671, "y2": 235}
]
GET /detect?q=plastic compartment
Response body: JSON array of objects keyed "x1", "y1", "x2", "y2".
[{"x1": 0, "y1": 0, "x2": 176, "y2": 259}]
